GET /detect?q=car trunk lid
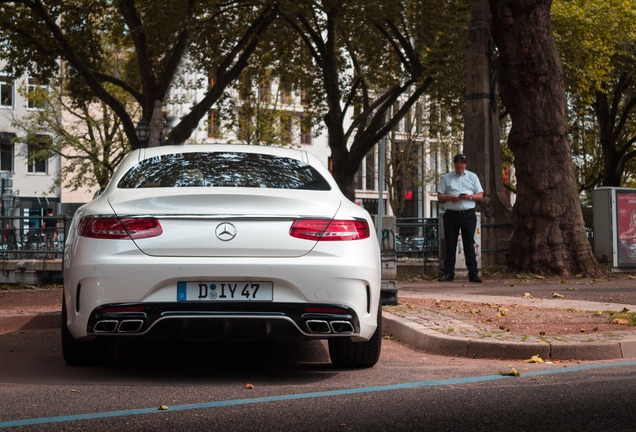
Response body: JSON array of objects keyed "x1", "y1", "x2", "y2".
[{"x1": 107, "y1": 189, "x2": 340, "y2": 257}]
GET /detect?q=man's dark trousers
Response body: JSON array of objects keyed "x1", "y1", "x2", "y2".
[{"x1": 442, "y1": 209, "x2": 478, "y2": 278}]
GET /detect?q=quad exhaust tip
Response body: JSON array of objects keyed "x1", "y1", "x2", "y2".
[
  {"x1": 118, "y1": 319, "x2": 144, "y2": 333},
  {"x1": 306, "y1": 320, "x2": 331, "y2": 333},
  {"x1": 305, "y1": 319, "x2": 354, "y2": 334},
  {"x1": 93, "y1": 320, "x2": 118, "y2": 333},
  {"x1": 93, "y1": 319, "x2": 144, "y2": 333},
  {"x1": 329, "y1": 321, "x2": 354, "y2": 334}
]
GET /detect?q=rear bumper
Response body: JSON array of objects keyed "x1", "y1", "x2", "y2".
[
  {"x1": 64, "y1": 246, "x2": 381, "y2": 341},
  {"x1": 87, "y1": 302, "x2": 359, "y2": 339}
]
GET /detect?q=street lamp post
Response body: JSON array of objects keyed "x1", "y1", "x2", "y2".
[{"x1": 135, "y1": 119, "x2": 150, "y2": 148}]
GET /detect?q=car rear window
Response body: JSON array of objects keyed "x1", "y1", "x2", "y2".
[{"x1": 117, "y1": 152, "x2": 332, "y2": 190}]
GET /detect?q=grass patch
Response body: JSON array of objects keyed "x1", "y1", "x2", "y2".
[{"x1": 592, "y1": 309, "x2": 636, "y2": 326}]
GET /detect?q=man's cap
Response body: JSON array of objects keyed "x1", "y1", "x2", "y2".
[{"x1": 453, "y1": 154, "x2": 467, "y2": 163}]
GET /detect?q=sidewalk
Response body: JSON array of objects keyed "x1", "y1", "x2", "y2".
[
  {"x1": 0, "y1": 288, "x2": 61, "y2": 333},
  {"x1": 1, "y1": 278, "x2": 636, "y2": 361},
  {"x1": 383, "y1": 276, "x2": 636, "y2": 361}
]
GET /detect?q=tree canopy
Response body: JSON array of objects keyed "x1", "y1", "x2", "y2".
[
  {"x1": 552, "y1": 0, "x2": 636, "y2": 190},
  {"x1": 0, "y1": 0, "x2": 277, "y2": 148}
]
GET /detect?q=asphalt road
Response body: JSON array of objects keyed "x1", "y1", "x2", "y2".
[{"x1": 1, "y1": 329, "x2": 636, "y2": 431}]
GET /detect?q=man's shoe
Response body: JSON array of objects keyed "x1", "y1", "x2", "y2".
[
  {"x1": 438, "y1": 274, "x2": 454, "y2": 282},
  {"x1": 469, "y1": 275, "x2": 482, "y2": 283}
]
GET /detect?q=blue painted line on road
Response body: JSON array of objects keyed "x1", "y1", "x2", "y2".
[{"x1": 2, "y1": 360, "x2": 635, "y2": 429}]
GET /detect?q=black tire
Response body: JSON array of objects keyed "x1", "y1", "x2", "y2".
[
  {"x1": 61, "y1": 300, "x2": 112, "y2": 366},
  {"x1": 329, "y1": 306, "x2": 382, "y2": 368}
]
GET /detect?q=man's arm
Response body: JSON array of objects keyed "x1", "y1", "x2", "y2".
[
  {"x1": 439, "y1": 193, "x2": 460, "y2": 203},
  {"x1": 459, "y1": 192, "x2": 483, "y2": 202}
]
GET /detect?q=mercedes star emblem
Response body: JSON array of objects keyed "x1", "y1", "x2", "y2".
[{"x1": 215, "y1": 222, "x2": 237, "y2": 241}]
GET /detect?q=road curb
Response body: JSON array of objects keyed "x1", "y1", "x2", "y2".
[
  {"x1": 0, "y1": 312, "x2": 60, "y2": 333},
  {"x1": 383, "y1": 312, "x2": 636, "y2": 361}
]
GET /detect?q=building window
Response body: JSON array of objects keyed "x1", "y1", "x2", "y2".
[
  {"x1": 280, "y1": 116, "x2": 292, "y2": 144},
  {"x1": 415, "y1": 103, "x2": 424, "y2": 134},
  {"x1": 300, "y1": 90, "x2": 309, "y2": 107},
  {"x1": 0, "y1": 133, "x2": 15, "y2": 172},
  {"x1": 280, "y1": 88, "x2": 292, "y2": 105},
  {"x1": 365, "y1": 150, "x2": 376, "y2": 191},
  {"x1": 27, "y1": 135, "x2": 50, "y2": 174},
  {"x1": 208, "y1": 109, "x2": 221, "y2": 139},
  {"x1": 258, "y1": 80, "x2": 271, "y2": 103},
  {"x1": 238, "y1": 109, "x2": 250, "y2": 142},
  {"x1": 300, "y1": 116, "x2": 312, "y2": 145},
  {"x1": 0, "y1": 77, "x2": 13, "y2": 108},
  {"x1": 27, "y1": 77, "x2": 47, "y2": 109}
]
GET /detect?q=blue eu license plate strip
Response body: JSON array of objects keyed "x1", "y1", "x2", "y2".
[{"x1": 177, "y1": 281, "x2": 187, "y2": 301}]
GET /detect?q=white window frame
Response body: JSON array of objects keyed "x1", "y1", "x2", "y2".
[{"x1": 0, "y1": 76, "x2": 13, "y2": 108}]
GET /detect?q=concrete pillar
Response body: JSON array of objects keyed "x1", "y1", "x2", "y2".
[{"x1": 463, "y1": 0, "x2": 512, "y2": 268}]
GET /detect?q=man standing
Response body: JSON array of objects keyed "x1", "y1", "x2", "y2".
[{"x1": 437, "y1": 154, "x2": 484, "y2": 283}]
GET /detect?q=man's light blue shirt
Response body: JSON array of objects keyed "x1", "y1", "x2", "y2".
[{"x1": 438, "y1": 170, "x2": 483, "y2": 211}]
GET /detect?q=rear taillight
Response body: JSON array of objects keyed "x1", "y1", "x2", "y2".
[
  {"x1": 290, "y1": 219, "x2": 370, "y2": 241},
  {"x1": 78, "y1": 217, "x2": 162, "y2": 240}
]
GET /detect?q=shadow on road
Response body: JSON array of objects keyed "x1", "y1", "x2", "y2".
[{"x1": 0, "y1": 329, "x2": 339, "y2": 386}]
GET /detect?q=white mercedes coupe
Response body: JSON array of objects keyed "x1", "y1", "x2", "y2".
[{"x1": 62, "y1": 144, "x2": 382, "y2": 368}]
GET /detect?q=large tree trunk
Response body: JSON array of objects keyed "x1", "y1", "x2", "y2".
[{"x1": 490, "y1": 0, "x2": 605, "y2": 276}]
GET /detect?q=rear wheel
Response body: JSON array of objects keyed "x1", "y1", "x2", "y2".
[
  {"x1": 329, "y1": 306, "x2": 382, "y2": 368},
  {"x1": 61, "y1": 300, "x2": 112, "y2": 366}
]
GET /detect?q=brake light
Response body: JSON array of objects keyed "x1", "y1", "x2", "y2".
[
  {"x1": 79, "y1": 217, "x2": 162, "y2": 239},
  {"x1": 290, "y1": 219, "x2": 370, "y2": 241}
]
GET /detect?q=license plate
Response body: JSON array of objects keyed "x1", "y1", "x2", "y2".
[{"x1": 177, "y1": 281, "x2": 273, "y2": 301}]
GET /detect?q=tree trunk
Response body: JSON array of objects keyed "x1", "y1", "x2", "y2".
[{"x1": 490, "y1": 0, "x2": 605, "y2": 276}]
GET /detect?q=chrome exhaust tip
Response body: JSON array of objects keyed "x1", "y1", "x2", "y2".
[
  {"x1": 93, "y1": 320, "x2": 119, "y2": 333},
  {"x1": 305, "y1": 320, "x2": 331, "y2": 334},
  {"x1": 329, "y1": 321, "x2": 355, "y2": 334},
  {"x1": 117, "y1": 319, "x2": 144, "y2": 333}
]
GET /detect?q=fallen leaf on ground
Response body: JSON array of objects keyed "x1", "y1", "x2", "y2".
[
  {"x1": 552, "y1": 293, "x2": 565, "y2": 298},
  {"x1": 70, "y1": 389, "x2": 80, "y2": 393},
  {"x1": 159, "y1": 405, "x2": 169, "y2": 411},
  {"x1": 498, "y1": 365, "x2": 520, "y2": 377},
  {"x1": 522, "y1": 293, "x2": 533, "y2": 298},
  {"x1": 612, "y1": 318, "x2": 629, "y2": 325},
  {"x1": 524, "y1": 355, "x2": 544, "y2": 364},
  {"x1": 245, "y1": 383, "x2": 255, "y2": 389}
]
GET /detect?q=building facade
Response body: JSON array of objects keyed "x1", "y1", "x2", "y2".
[{"x1": 0, "y1": 63, "x2": 62, "y2": 224}]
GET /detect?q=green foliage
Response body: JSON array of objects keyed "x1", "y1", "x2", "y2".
[
  {"x1": 552, "y1": 0, "x2": 636, "y2": 189},
  {"x1": 0, "y1": 0, "x2": 278, "y2": 149}
]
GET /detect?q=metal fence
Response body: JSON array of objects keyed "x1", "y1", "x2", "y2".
[
  {"x1": 0, "y1": 216, "x2": 68, "y2": 260},
  {"x1": 395, "y1": 218, "x2": 439, "y2": 263},
  {"x1": 396, "y1": 215, "x2": 596, "y2": 265}
]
